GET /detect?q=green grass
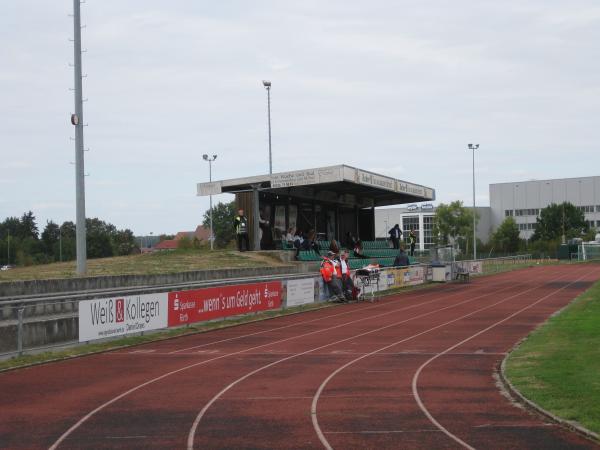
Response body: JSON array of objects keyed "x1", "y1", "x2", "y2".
[
  {"x1": 506, "y1": 277, "x2": 600, "y2": 434},
  {"x1": 0, "y1": 249, "x2": 285, "y2": 282}
]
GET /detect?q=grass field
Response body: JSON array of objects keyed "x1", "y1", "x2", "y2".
[
  {"x1": 0, "y1": 249, "x2": 285, "y2": 282},
  {"x1": 506, "y1": 277, "x2": 600, "y2": 435}
]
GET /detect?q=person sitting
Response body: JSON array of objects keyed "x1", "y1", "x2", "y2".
[
  {"x1": 353, "y1": 240, "x2": 368, "y2": 259},
  {"x1": 293, "y1": 230, "x2": 305, "y2": 257},
  {"x1": 320, "y1": 251, "x2": 345, "y2": 301},
  {"x1": 393, "y1": 246, "x2": 410, "y2": 267},
  {"x1": 285, "y1": 227, "x2": 295, "y2": 243},
  {"x1": 329, "y1": 239, "x2": 341, "y2": 255},
  {"x1": 344, "y1": 231, "x2": 356, "y2": 249},
  {"x1": 307, "y1": 230, "x2": 320, "y2": 255}
]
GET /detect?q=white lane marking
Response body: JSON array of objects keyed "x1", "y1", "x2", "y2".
[
  {"x1": 186, "y1": 279, "x2": 528, "y2": 449},
  {"x1": 167, "y1": 283, "x2": 472, "y2": 354},
  {"x1": 310, "y1": 266, "x2": 584, "y2": 450},
  {"x1": 50, "y1": 276, "x2": 499, "y2": 449},
  {"x1": 129, "y1": 349, "x2": 155, "y2": 354},
  {"x1": 324, "y1": 429, "x2": 442, "y2": 435},
  {"x1": 411, "y1": 268, "x2": 597, "y2": 450}
]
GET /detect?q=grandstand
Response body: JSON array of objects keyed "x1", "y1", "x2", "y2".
[{"x1": 290, "y1": 239, "x2": 417, "y2": 269}]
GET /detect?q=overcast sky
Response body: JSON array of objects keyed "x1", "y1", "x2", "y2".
[{"x1": 1, "y1": 1, "x2": 599, "y2": 235}]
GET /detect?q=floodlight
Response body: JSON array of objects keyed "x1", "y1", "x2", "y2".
[
  {"x1": 203, "y1": 154, "x2": 208, "y2": 160},
  {"x1": 262, "y1": 80, "x2": 271, "y2": 87}
]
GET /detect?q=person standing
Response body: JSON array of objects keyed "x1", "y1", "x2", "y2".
[
  {"x1": 409, "y1": 229, "x2": 417, "y2": 256},
  {"x1": 340, "y1": 251, "x2": 356, "y2": 300},
  {"x1": 389, "y1": 224, "x2": 402, "y2": 249},
  {"x1": 233, "y1": 208, "x2": 250, "y2": 252}
]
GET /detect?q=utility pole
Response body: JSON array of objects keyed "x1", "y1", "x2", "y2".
[
  {"x1": 72, "y1": 0, "x2": 87, "y2": 274},
  {"x1": 6, "y1": 229, "x2": 9, "y2": 265}
]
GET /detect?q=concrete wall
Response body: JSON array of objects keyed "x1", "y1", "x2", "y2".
[{"x1": 0, "y1": 263, "x2": 305, "y2": 298}]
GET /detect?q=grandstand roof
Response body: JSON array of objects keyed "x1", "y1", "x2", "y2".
[{"x1": 196, "y1": 165, "x2": 435, "y2": 207}]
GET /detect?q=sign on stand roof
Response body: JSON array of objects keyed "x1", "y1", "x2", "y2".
[{"x1": 197, "y1": 165, "x2": 435, "y2": 207}]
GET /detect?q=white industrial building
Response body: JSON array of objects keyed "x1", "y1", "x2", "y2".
[
  {"x1": 489, "y1": 176, "x2": 600, "y2": 240},
  {"x1": 375, "y1": 175, "x2": 600, "y2": 248},
  {"x1": 375, "y1": 204, "x2": 491, "y2": 252}
]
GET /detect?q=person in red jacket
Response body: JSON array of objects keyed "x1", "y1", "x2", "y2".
[{"x1": 320, "y1": 251, "x2": 344, "y2": 301}]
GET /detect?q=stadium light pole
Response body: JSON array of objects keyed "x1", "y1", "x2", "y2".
[
  {"x1": 72, "y1": 0, "x2": 87, "y2": 274},
  {"x1": 468, "y1": 144, "x2": 479, "y2": 260},
  {"x1": 203, "y1": 154, "x2": 217, "y2": 250},
  {"x1": 262, "y1": 80, "x2": 272, "y2": 174}
]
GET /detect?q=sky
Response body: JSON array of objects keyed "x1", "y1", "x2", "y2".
[{"x1": 1, "y1": 1, "x2": 599, "y2": 235}]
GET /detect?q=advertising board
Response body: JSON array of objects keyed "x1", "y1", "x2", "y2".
[
  {"x1": 79, "y1": 293, "x2": 168, "y2": 342},
  {"x1": 168, "y1": 281, "x2": 282, "y2": 326},
  {"x1": 286, "y1": 278, "x2": 315, "y2": 307}
]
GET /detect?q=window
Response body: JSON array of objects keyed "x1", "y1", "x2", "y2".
[
  {"x1": 578, "y1": 205, "x2": 594, "y2": 213},
  {"x1": 596, "y1": 205, "x2": 600, "y2": 213},
  {"x1": 402, "y1": 216, "x2": 419, "y2": 244},
  {"x1": 423, "y1": 215, "x2": 434, "y2": 248},
  {"x1": 505, "y1": 210, "x2": 514, "y2": 217}
]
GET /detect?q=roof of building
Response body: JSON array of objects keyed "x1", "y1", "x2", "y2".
[
  {"x1": 154, "y1": 239, "x2": 179, "y2": 250},
  {"x1": 197, "y1": 165, "x2": 435, "y2": 208}
]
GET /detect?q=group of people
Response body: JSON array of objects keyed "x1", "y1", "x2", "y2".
[
  {"x1": 388, "y1": 224, "x2": 417, "y2": 256},
  {"x1": 319, "y1": 240, "x2": 357, "y2": 302}
]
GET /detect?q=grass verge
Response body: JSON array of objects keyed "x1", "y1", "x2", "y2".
[
  {"x1": 505, "y1": 277, "x2": 600, "y2": 435},
  {"x1": 0, "y1": 249, "x2": 285, "y2": 282}
]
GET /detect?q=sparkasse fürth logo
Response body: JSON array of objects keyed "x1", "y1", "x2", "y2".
[{"x1": 115, "y1": 298, "x2": 125, "y2": 323}]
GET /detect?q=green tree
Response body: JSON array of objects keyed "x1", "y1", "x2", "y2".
[
  {"x1": 86, "y1": 218, "x2": 116, "y2": 258},
  {"x1": 532, "y1": 202, "x2": 587, "y2": 241},
  {"x1": 491, "y1": 217, "x2": 521, "y2": 253},
  {"x1": 203, "y1": 201, "x2": 236, "y2": 248},
  {"x1": 432, "y1": 201, "x2": 477, "y2": 253},
  {"x1": 112, "y1": 229, "x2": 137, "y2": 256},
  {"x1": 41, "y1": 221, "x2": 60, "y2": 257}
]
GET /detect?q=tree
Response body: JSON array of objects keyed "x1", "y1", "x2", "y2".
[
  {"x1": 86, "y1": 218, "x2": 115, "y2": 258},
  {"x1": 42, "y1": 221, "x2": 60, "y2": 256},
  {"x1": 432, "y1": 201, "x2": 477, "y2": 253},
  {"x1": 203, "y1": 201, "x2": 236, "y2": 248},
  {"x1": 491, "y1": 217, "x2": 521, "y2": 253},
  {"x1": 532, "y1": 202, "x2": 587, "y2": 241},
  {"x1": 112, "y1": 229, "x2": 137, "y2": 256},
  {"x1": 18, "y1": 211, "x2": 39, "y2": 239}
]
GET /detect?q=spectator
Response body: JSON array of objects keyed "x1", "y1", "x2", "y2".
[
  {"x1": 345, "y1": 231, "x2": 356, "y2": 249},
  {"x1": 340, "y1": 251, "x2": 356, "y2": 300},
  {"x1": 353, "y1": 240, "x2": 368, "y2": 259},
  {"x1": 393, "y1": 247, "x2": 410, "y2": 267},
  {"x1": 329, "y1": 239, "x2": 341, "y2": 255},
  {"x1": 409, "y1": 229, "x2": 417, "y2": 256},
  {"x1": 389, "y1": 224, "x2": 402, "y2": 249},
  {"x1": 320, "y1": 251, "x2": 345, "y2": 301},
  {"x1": 285, "y1": 227, "x2": 295, "y2": 243},
  {"x1": 307, "y1": 230, "x2": 320, "y2": 255},
  {"x1": 233, "y1": 209, "x2": 250, "y2": 252}
]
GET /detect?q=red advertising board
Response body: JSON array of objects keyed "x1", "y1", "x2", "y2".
[{"x1": 168, "y1": 281, "x2": 282, "y2": 326}]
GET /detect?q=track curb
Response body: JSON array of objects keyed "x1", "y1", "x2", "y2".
[{"x1": 499, "y1": 342, "x2": 599, "y2": 444}]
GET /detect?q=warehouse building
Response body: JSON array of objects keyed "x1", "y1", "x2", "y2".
[{"x1": 489, "y1": 176, "x2": 600, "y2": 240}]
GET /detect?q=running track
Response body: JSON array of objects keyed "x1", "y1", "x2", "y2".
[{"x1": 1, "y1": 264, "x2": 599, "y2": 449}]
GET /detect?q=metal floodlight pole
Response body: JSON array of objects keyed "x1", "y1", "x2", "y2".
[
  {"x1": 203, "y1": 154, "x2": 217, "y2": 250},
  {"x1": 72, "y1": 0, "x2": 87, "y2": 274},
  {"x1": 262, "y1": 80, "x2": 272, "y2": 174},
  {"x1": 468, "y1": 144, "x2": 479, "y2": 260}
]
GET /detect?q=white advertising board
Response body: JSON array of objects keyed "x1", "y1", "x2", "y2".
[
  {"x1": 286, "y1": 278, "x2": 315, "y2": 307},
  {"x1": 79, "y1": 293, "x2": 169, "y2": 342}
]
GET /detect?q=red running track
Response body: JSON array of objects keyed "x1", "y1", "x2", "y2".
[{"x1": 1, "y1": 264, "x2": 599, "y2": 449}]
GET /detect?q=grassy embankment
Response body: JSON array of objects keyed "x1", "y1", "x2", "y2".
[
  {"x1": 0, "y1": 249, "x2": 285, "y2": 282},
  {"x1": 506, "y1": 277, "x2": 600, "y2": 435}
]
